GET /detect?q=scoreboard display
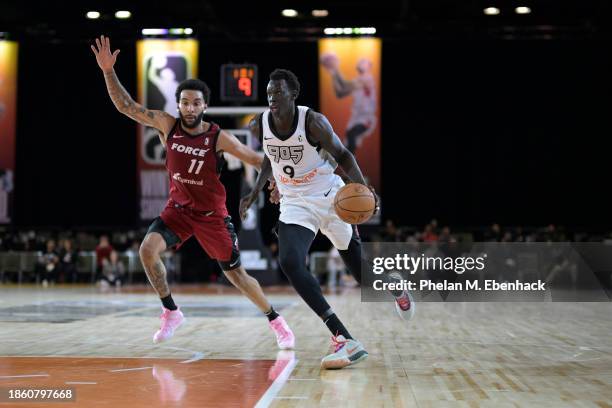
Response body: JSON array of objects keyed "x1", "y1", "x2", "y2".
[{"x1": 220, "y1": 64, "x2": 258, "y2": 102}]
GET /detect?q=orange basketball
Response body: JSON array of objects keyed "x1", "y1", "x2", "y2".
[{"x1": 333, "y1": 183, "x2": 376, "y2": 225}]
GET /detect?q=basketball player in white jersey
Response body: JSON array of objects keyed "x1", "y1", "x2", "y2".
[{"x1": 240, "y1": 69, "x2": 414, "y2": 370}]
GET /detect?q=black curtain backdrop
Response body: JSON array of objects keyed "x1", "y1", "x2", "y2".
[{"x1": 13, "y1": 37, "x2": 612, "y2": 230}]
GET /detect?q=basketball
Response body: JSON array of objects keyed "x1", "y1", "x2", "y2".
[
  {"x1": 333, "y1": 183, "x2": 376, "y2": 224},
  {"x1": 320, "y1": 52, "x2": 339, "y2": 70}
]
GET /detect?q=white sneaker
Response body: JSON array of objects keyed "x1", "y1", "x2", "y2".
[
  {"x1": 320, "y1": 335, "x2": 368, "y2": 370},
  {"x1": 394, "y1": 290, "x2": 416, "y2": 321},
  {"x1": 389, "y1": 272, "x2": 416, "y2": 321}
]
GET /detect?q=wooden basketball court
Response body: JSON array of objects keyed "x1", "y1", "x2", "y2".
[{"x1": 0, "y1": 284, "x2": 610, "y2": 407}]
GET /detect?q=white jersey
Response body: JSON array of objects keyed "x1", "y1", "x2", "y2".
[{"x1": 261, "y1": 105, "x2": 339, "y2": 197}]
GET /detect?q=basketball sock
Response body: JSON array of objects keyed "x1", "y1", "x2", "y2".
[
  {"x1": 265, "y1": 306, "x2": 280, "y2": 321},
  {"x1": 323, "y1": 312, "x2": 353, "y2": 340},
  {"x1": 161, "y1": 294, "x2": 178, "y2": 311}
]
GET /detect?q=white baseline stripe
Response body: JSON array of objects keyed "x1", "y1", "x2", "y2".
[
  {"x1": 65, "y1": 382, "x2": 97, "y2": 385},
  {"x1": 109, "y1": 366, "x2": 152, "y2": 373},
  {"x1": 0, "y1": 374, "x2": 49, "y2": 379},
  {"x1": 253, "y1": 358, "x2": 298, "y2": 408},
  {"x1": 274, "y1": 396, "x2": 308, "y2": 400}
]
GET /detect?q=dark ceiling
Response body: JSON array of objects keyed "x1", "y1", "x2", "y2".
[{"x1": 2, "y1": 0, "x2": 612, "y2": 42}]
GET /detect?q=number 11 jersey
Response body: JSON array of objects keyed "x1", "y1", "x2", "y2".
[{"x1": 165, "y1": 120, "x2": 228, "y2": 215}]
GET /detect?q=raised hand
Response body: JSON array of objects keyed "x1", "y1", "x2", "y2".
[{"x1": 91, "y1": 35, "x2": 120, "y2": 73}]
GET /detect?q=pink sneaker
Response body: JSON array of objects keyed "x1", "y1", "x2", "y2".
[
  {"x1": 153, "y1": 307, "x2": 185, "y2": 344},
  {"x1": 269, "y1": 316, "x2": 295, "y2": 349}
]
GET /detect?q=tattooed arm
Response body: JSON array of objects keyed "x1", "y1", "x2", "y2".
[{"x1": 91, "y1": 35, "x2": 175, "y2": 142}]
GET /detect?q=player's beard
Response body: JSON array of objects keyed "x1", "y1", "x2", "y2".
[{"x1": 179, "y1": 111, "x2": 204, "y2": 129}]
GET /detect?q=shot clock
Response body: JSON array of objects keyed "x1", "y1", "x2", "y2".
[{"x1": 220, "y1": 64, "x2": 258, "y2": 102}]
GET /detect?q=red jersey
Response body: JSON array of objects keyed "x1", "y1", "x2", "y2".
[{"x1": 165, "y1": 120, "x2": 228, "y2": 216}]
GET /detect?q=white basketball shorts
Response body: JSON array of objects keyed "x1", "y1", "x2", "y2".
[{"x1": 278, "y1": 176, "x2": 353, "y2": 250}]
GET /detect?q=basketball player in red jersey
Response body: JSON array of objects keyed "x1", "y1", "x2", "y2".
[{"x1": 91, "y1": 35, "x2": 294, "y2": 349}]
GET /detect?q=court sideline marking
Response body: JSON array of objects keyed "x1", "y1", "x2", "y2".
[{"x1": 254, "y1": 358, "x2": 299, "y2": 408}]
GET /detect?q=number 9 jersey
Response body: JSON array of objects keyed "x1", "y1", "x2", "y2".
[{"x1": 261, "y1": 105, "x2": 338, "y2": 197}]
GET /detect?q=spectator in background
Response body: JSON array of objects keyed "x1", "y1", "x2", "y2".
[
  {"x1": 429, "y1": 218, "x2": 439, "y2": 235},
  {"x1": 17, "y1": 230, "x2": 37, "y2": 251},
  {"x1": 382, "y1": 220, "x2": 401, "y2": 242},
  {"x1": 540, "y1": 224, "x2": 563, "y2": 242},
  {"x1": 95, "y1": 235, "x2": 114, "y2": 274},
  {"x1": 100, "y1": 250, "x2": 125, "y2": 289},
  {"x1": 124, "y1": 240, "x2": 140, "y2": 260},
  {"x1": 438, "y1": 226, "x2": 455, "y2": 243},
  {"x1": 36, "y1": 239, "x2": 59, "y2": 287},
  {"x1": 514, "y1": 227, "x2": 525, "y2": 242},
  {"x1": 59, "y1": 239, "x2": 79, "y2": 283},
  {"x1": 422, "y1": 224, "x2": 439, "y2": 242},
  {"x1": 485, "y1": 223, "x2": 502, "y2": 242}
]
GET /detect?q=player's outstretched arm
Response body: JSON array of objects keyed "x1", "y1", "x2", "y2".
[
  {"x1": 91, "y1": 35, "x2": 174, "y2": 138},
  {"x1": 308, "y1": 111, "x2": 380, "y2": 212},
  {"x1": 331, "y1": 71, "x2": 357, "y2": 98},
  {"x1": 308, "y1": 111, "x2": 366, "y2": 184},
  {"x1": 216, "y1": 130, "x2": 264, "y2": 170}
]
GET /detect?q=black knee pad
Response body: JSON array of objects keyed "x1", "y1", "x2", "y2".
[{"x1": 146, "y1": 217, "x2": 181, "y2": 248}]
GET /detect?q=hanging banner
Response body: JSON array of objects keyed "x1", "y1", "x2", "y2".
[
  {"x1": 136, "y1": 39, "x2": 198, "y2": 220},
  {"x1": 318, "y1": 38, "x2": 381, "y2": 194},
  {"x1": 0, "y1": 41, "x2": 18, "y2": 224}
]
